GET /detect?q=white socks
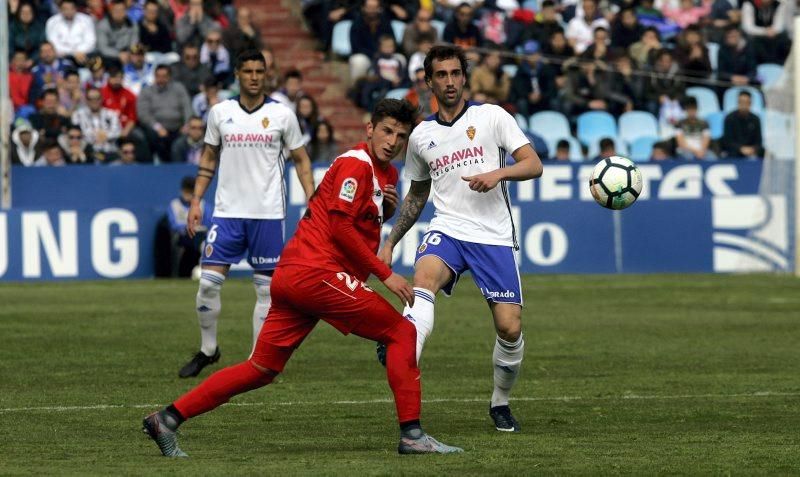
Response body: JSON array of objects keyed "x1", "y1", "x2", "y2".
[
  {"x1": 196, "y1": 270, "x2": 225, "y2": 356},
  {"x1": 402, "y1": 287, "x2": 436, "y2": 364},
  {"x1": 252, "y1": 274, "x2": 272, "y2": 348},
  {"x1": 491, "y1": 334, "x2": 524, "y2": 408}
]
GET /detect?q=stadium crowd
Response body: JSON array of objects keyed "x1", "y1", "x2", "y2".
[{"x1": 6, "y1": 0, "x2": 794, "y2": 165}]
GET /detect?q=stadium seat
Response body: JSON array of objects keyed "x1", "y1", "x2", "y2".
[
  {"x1": 384, "y1": 88, "x2": 409, "y2": 100},
  {"x1": 431, "y1": 20, "x2": 445, "y2": 39},
  {"x1": 618, "y1": 110, "x2": 659, "y2": 144},
  {"x1": 529, "y1": 110, "x2": 571, "y2": 142},
  {"x1": 502, "y1": 64, "x2": 518, "y2": 78},
  {"x1": 707, "y1": 42, "x2": 720, "y2": 71},
  {"x1": 391, "y1": 20, "x2": 406, "y2": 44},
  {"x1": 757, "y1": 63, "x2": 784, "y2": 89},
  {"x1": 705, "y1": 111, "x2": 725, "y2": 140},
  {"x1": 722, "y1": 86, "x2": 764, "y2": 114},
  {"x1": 522, "y1": 0, "x2": 539, "y2": 9},
  {"x1": 587, "y1": 137, "x2": 629, "y2": 159},
  {"x1": 629, "y1": 136, "x2": 659, "y2": 162},
  {"x1": 514, "y1": 113, "x2": 529, "y2": 131},
  {"x1": 576, "y1": 111, "x2": 617, "y2": 147},
  {"x1": 331, "y1": 20, "x2": 352, "y2": 57},
  {"x1": 763, "y1": 109, "x2": 795, "y2": 159},
  {"x1": 686, "y1": 86, "x2": 721, "y2": 117}
]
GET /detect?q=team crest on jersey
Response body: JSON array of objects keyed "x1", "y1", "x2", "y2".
[
  {"x1": 339, "y1": 177, "x2": 358, "y2": 202},
  {"x1": 466, "y1": 126, "x2": 476, "y2": 141},
  {"x1": 205, "y1": 244, "x2": 214, "y2": 257},
  {"x1": 261, "y1": 117, "x2": 270, "y2": 129}
]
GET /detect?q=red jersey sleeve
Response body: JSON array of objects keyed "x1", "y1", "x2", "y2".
[
  {"x1": 329, "y1": 212, "x2": 392, "y2": 281},
  {"x1": 328, "y1": 158, "x2": 373, "y2": 217}
]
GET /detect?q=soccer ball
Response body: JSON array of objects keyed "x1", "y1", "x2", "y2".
[{"x1": 589, "y1": 156, "x2": 643, "y2": 210}]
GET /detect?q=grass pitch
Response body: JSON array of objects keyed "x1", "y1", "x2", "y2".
[{"x1": 1, "y1": 274, "x2": 799, "y2": 475}]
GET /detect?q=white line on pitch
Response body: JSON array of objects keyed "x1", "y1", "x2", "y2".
[{"x1": 1, "y1": 391, "x2": 798, "y2": 414}]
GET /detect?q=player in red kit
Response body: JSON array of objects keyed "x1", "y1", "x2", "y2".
[{"x1": 142, "y1": 99, "x2": 463, "y2": 456}]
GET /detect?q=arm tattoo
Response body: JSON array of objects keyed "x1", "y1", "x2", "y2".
[{"x1": 387, "y1": 179, "x2": 431, "y2": 246}]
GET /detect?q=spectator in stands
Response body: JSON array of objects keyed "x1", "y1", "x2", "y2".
[
  {"x1": 261, "y1": 47, "x2": 281, "y2": 93},
  {"x1": 542, "y1": 28, "x2": 574, "y2": 76},
  {"x1": 356, "y1": 34, "x2": 408, "y2": 110},
  {"x1": 59, "y1": 125, "x2": 101, "y2": 164},
  {"x1": 309, "y1": 119, "x2": 338, "y2": 163},
  {"x1": 384, "y1": 0, "x2": 416, "y2": 21},
  {"x1": 717, "y1": 26, "x2": 757, "y2": 87},
  {"x1": 176, "y1": 0, "x2": 221, "y2": 48},
  {"x1": 31, "y1": 42, "x2": 74, "y2": 97},
  {"x1": 581, "y1": 26, "x2": 611, "y2": 61},
  {"x1": 348, "y1": 0, "x2": 394, "y2": 84},
  {"x1": 611, "y1": 8, "x2": 644, "y2": 53},
  {"x1": 443, "y1": 3, "x2": 483, "y2": 54},
  {"x1": 628, "y1": 26, "x2": 661, "y2": 68},
  {"x1": 271, "y1": 69, "x2": 305, "y2": 111},
  {"x1": 139, "y1": 0, "x2": 177, "y2": 62},
  {"x1": 518, "y1": 0, "x2": 562, "y2": 46},
  {"x1": 45, "y1": 0, "x2": 96, "y2": 65},
  {"x1": 30, "y1": 89, "x2": 71, "y2": 140},
  {"x1": 223, "y1": 7, "x2": 263, "y2": 60},
  {"x1": 401, "y1": 7, "x2": 438, "y2": 57},
  {"x1": 171, "y1": 116, "x2": 206, "y2": 164},
  {"x1": 511, "y1": 40, "x2": 552, "y2": 116},
  {"x1": 58, "y1": 69, "x2": 85, "y2": 117},
  {"x1": 296, "y1": 95, "x2": 321, "y2": 144},
  {"x1": 607, "y1": 54, "x2": 640, "y2": 115},
  {"x1": 565, "y1": 0, "x2": 609, "y2": 55},
  {"x1": 72, "y1": 87, "x2": 122, "y2": 157},
  {"x1": 663, "y1": 0, "x2": 712, "y2": 30},
  {"x1": 593, "y1": 137, "x2": 616, "y2": 160},
  {"x1": 553, "y1": 139, "x2": 571, "y2": 161},
  {"x1": 650, "y1": 142, "x2": 671, "y2": 160},
  {"x1": 192, "y1": 77, "x2": 229, "y2": 121},
  {"x1": 709, "y1": 0, "x2": 741, "y2": 42},
  {"x1": 137, "y1": 64, "x2": 193, "y2": 162},
  {"x1": 172, "y1": 44, "x2": 213, "y2": 97},
  {"x1": 86, "y1": 0, "x2": 108, "y2": 21},
  {"x1": 469, "y1": 48, "x2": 511, "y2": 105},
  {"x1": 102, "y1": 66, "x2": 147, "y2": 160},
  {"x1": 166, "y1": 176, "x2": 211, "y2": 276},
  {"x1": 84, "y1": 57, "x2": 109, "y2": 89},
  {"x1": 96, "y1": 0, "x2": 140, "y2": 65},
  {"x1": 405, "y1": 67, "x2": 437, "y2": 118},
  {"x1": 10, "y1": 118, "x2": 40, "y2": 166},
  {"x1": 741, "y1": 0, "x2": 790, "y2": 64},
  {"x1": 643, "y1": 49, "x2": 684, "y2": 120},
  {"x1": 34, "y1": 140, "x2": 67, "y2": 167},
  {"x1": 200, "y1": 29, "x2": 232, "y2": 87},
  {"x1": 109, "y1": 139, "x2": 139, "y2": 165},
  {"x1": 721, "y1": 90, "x2": 763, "y2": 158},
  {"x1": 674, "y1": 26, "x2": 712, "y2": 80},
  {"x1": 10, "y1": 2, "x2": 45, "y2": 62},
  {"x1": 407, "y1": 31, "x2": 435, "y2": 81},
  {"x1": 561, "y1": 57, "x2": 614, "y2": 116},
  {"x1": 9, "y1": 50, "x2": 35, "y2": 114},
  {"x1": 675, "y1": 97, "x2": 712, "y2": 160},
  {"x1": 123, "y1": 44, "x2": 155, "y2": 95}
]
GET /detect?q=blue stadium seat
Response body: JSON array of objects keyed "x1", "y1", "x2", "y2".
[
  {"x1": 686, "y1": 86, "x2": 721, "y2": 117},
  {"x1": 722, "y1": 86, "x2": 764, "y2": 114},
  {"x1": 502, "y1": 64, "x2": 518, "y2": 78},
  {"x1": 587, "y1": 137, "x2": 629, "y2": 159},
  {"x1": 431, "y1": 20, "x2": 445, "y2": 39},
  {"x1": 763, "y1": 109, "x2": 795, "y2": 159},
  {"x1": 529, "y1": 110, "x2": 571, "y2": 142},
  {"x1": 707, "y1": 42, "x2": 720, "y2": 71},
  {"x1": 576, "y1": 111, "x2": 617, "y2": 147},
  {"x1": 514, "y1": 113, "x2": 529, "y2": 131},
  {"x1": 705, "y1": 111, "x2": 725, "y2": 140},
  {"x1": 391, "y1": 20, "x2": 406, "y2": 44},
  {"x1": 331, "y1": 20, "x2": 352, "y2": 57},
  {"x1": 522, "y1": 0, "x2": 539, "y2": 9},
  {"x1": 757, "y1": 63, "x2": 784, "y2": 89},
  {"x1": 618, "y1": 110, "x2": 659, "y2": 144},
  {"x1": 629, "y1": 136, "x2": 659, "y2": 162},
  {"x1": 385, "y1": 88, "x2": 409, "y2": 100}
]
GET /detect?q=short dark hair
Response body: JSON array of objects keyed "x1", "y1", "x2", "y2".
[
  {"x1": 542, "y1": 0, "x2": 555, "y2": 7},
  {"x1": 155, "y1": 64, "x2": 171, "y2": 75},
  {"x1": 284, "y1": 69, "x2": 303, "y2": 81},
  {"x1": 682, "y1": 96, "x2": 698, "y2": 109},
  {"x1": 42, "y1": 140, "x2": 61, "y2": 151},
  {"x1": 235, "y1": 49, "x2": 266, "y2": 71},
  {"x1": 599, "y1": 138, "x2": 615, "y2": 151},
  {"x1": 739, "y1": 90, "x2": 752, "y2": 99},
  {"x1": 371, "y1": 99, "x2": 417, "y2": 128},
  {"x1": 107, "y1": 65, "x2": 122, "y2": 77},
  {"x1": 181, "y1": 176, "x2": 195, "y2": 191},
  {"x1": 556, "y1": 139, "x2": 570, "y2": 149},
  {"x1": 424, "y1": 44, "x2": 469, "y2": 80},
  {"x1": 41, "y1": 88, "x2": 58, "y2": 100}
]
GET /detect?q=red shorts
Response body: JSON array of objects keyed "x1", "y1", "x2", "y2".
[{"x1": 251, "y1": 265, "x2": 404, "y2": 372}]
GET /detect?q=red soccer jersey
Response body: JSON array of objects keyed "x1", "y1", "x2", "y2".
[
  {"x1": 279, "y1": 142, "x2": 398, "y2": 282},
  {"x1": 101, "y1": 84, "x2": 138, "y2": 128}
]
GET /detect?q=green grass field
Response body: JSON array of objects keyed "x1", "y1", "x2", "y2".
[{"x1": 2, "y1": 274, "x2": 799, "y2": 475}]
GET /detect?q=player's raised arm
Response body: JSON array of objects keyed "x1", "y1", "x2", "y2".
[
  {"x1": 187, "y1": 143, "x2": 220, "y2": 238},
  {"x1": 289, "y1": 146, "x2": 316, "y2": 201},
  {"x1": 378, "y1": 178, "x2": 432, "y2": 265}
]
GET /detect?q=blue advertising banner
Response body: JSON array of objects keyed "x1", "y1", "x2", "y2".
[{"x1": 1, "y1": 160, "x2": 788, "y2": 281}]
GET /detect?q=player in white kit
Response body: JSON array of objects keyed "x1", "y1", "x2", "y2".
[
  {"x1": 180, "y1": 50, "x2": 316, "y2": 378},
  {"x1": 377, "y1": 45, "x2": 543, "y2": 432}
]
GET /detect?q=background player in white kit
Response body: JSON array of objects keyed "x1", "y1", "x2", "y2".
[
  {"x1": 181, "y1": 50, "x2": 316, "y2": 378},
  {"x1": 377, "y1": 45, "x2": 543, "y2": 432}
]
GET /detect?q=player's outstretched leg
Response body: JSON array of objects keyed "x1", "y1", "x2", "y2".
[
  {"x1": 376, "y1": 287, "x2": 436, "y2": 367},
  {"x1": 142, "y1": 408, "x2": 188, "y2": 457},
  {"x1": 180, "y1": 269, "x2": 226, "y2": 378},
  {"x1": 489, "y1": 333, "x2": 524, "y2": 432},
  {"x1": 251, "y1": 273, "x2": 272, "y2": 348}
]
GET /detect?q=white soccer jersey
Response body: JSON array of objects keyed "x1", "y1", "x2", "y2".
[
  {"x1": 404, "y1": 102, "x2": 530, "y2": 247},
  {"x1": 205, "y1": 97, "x2": 305, "y2": 219}
]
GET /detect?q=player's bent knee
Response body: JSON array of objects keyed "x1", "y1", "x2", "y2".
[
  {"x1": 198, "y1": 278, "x2": 222, "y2": 299},
  {"x1": 390, "y1": 317, "x2": 417, "y2": 344},
  {"x1": 497, "y1": 328, "x2": 522, "y2": 343}
]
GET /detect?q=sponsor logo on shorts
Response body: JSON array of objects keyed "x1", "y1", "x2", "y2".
[
  {"x1": 205, "y1": 244, "x2": 214, "y2": 257},
  {"x1": 339, "y1": 178, "x2": 357, "y2": 202},
  {"x1": 251, "y1": 256, "x2": 279, "y2": 265},
  {"x1": 482, "y1": 288, "x2": 516, "y2": 299}
]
